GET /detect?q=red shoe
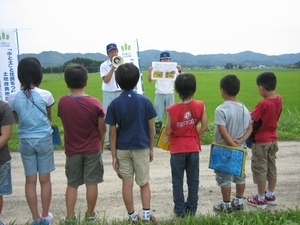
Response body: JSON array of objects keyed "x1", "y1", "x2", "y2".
[
  {"x1": 265, "y1": 194, "x2": 277, "y2": 205},
  {"x1": 246, "y1": 195, "x2": 267, "y2": 209}
]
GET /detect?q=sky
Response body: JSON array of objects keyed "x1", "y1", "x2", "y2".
[{"x1": 1, "y1": 0, "x2": 300, "y2": 56}]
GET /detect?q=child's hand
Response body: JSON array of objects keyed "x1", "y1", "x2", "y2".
[
  {"x1": 112, "y1": 158, "x2": 122, "y2": 179},
  {"x1": 233, "y1": 138, "x2": 242, "y2": 146},
  {"x1": 112, "y1": 158, "x2": 119, "y2": 173},
  {"x1": 149, "y1": 149, "x2": 154, "y2": 162},
  {"x1": 176, "y1": 65, "x2": 182, "y2": 73}
]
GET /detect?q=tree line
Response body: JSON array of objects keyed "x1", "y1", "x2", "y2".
[
  {"x1": 224, "y1": 61, "x2": 300, "y2": 69},
  {"x1": 41, "y1": 58, "x2": 300, "y2": 73},
  {"x1": 42, "y1": 57, "x2": 104, "y2": 74},
  {"x1": 293, "y1": 61, "x2": 300, "y2": 68}
]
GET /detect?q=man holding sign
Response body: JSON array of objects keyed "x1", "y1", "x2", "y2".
[{"x1": 148, "y1": 52, "x2": 182, "y2": 135}]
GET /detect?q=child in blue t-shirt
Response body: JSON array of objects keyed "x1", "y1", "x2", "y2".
[
  {"x1": 8, "y1": 57, "x2": 55, "y2": 225},
  {"x1": 105, "y1": 63, "x2": 157, "y2": 224}
]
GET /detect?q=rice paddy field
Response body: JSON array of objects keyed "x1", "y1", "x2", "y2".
[
  {"x1": 6, "y1": 68, "x2": 300, "y2": 224},
  {"x1": 8, "y1": 68, "x2": 300, "y2": 151}
]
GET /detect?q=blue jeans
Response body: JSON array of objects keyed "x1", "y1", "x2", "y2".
[{"x1": 170, "y1": 152, "x2": 199, "y2": 216}]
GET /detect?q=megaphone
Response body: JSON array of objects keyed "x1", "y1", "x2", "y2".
[{"x1": 112, "y1": 56, "x2": 124, "y2": 68}]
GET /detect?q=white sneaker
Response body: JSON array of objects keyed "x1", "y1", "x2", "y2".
[
  {"x1": 85, "y1": 211, "x2": 98, "y2": 221},
  {"x1": 41, "y1": 212, "x2": 54, "y2": 225}
]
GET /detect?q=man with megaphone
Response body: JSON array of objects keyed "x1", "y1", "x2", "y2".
[{"x1": 100, "y1": 43, "x2": 122, "y2": 150}]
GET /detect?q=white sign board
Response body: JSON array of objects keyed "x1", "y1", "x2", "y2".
[
  {"x1": 116, "y1": 40, "x2": 144, "y2": 94},
  {"x1": 0, "y1": 30, "x2": 20, "y2": 102},
  {"x1": 151, "y1": 62, "x2": 178, "y2": 80}
]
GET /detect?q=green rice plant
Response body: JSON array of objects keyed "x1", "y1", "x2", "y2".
[
  {"x1": 7, "y1": 69, "x2": 300, "y2": 151},
  {"x1": 277, "y1": 109, "x2": 300, "y2": 141}
]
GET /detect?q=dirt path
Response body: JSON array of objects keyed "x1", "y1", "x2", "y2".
[{"x1": 2, "y1": 141, "x2": 300, "y2": 224}]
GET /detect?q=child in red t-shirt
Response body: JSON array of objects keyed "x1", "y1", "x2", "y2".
[
  {"x1": 246, "y1": 72, "x2": 282, "y2": 209},
  {"x1": 165, "y1": 73, "x2": 208, "y2": 217}
]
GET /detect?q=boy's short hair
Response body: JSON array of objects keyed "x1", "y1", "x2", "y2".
[
  {"x1": 220, "y1": 74, "x2": 240, "y2": 96},
  {"x1": 256, "y1": 72, "x2": 276, "y2": 91},
  {"x1": 175, "y1": 73, "x2": 196, "y2": 100},
  {"x1": 115, "y1": 63, "x2": 140, "y2": 91},
  {"x1": 64, "y1": 64, "x2": 88, "y2": 89},
  {"x1": 18, "y1": 57, "x2": 43, "y2": 90}
]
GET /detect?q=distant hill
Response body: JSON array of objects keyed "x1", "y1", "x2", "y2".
[
  {"x1": 20, "y1": 51, "x2": 108, "y2": 67},
  {"x1": 20, "y1": 50, "x2": 300, "y2": 69}
]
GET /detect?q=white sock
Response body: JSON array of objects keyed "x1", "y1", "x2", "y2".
[
  {"x1": 234, "y1": 197, "x2": 243, "y2": 206},
  {"x1": 128, "y1": 211, "x2": 138, "y2": 221},
  {"x1": 266, "y1": 189, "x2": 274, "y2": 197},
  {"x1": 223, "y1": 201, "x2": 231, "y2": 208},
  {"x1": 41, "y1": 213, "x2": 51, "y2": 219},
  {"x1": 258, "y1": 193, "x2": 265, "y2": 201},
  {"x1": 143, "y1": 209, "x2": 150, "y2": 221}
]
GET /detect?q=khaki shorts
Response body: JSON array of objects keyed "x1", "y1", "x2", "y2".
[
  {"x1": 117, "y1": 149, "x2": 150, "y2": 186},
  {"x1": 65, "y1": 151, "x2": 104, "y2": 187},
  {"x1": 251, "y1": 141, "x2": 278, "y2": 184}
]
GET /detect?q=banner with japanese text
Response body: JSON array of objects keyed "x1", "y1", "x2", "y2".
[
  {"x1": 115, "y1": 39, "x2": 144, "y2": 94},
  {"x1": 0, "y1": 30, "x2": 20, "y2": 101}
]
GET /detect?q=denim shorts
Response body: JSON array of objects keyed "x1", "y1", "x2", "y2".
[
  {"x1": 19, "y1": 136, "x2": 55, "y2": 176},
  {"x1": 215, "y1": 170, "x2": 246, "y2": 187},
  {"x1": 0, "y1": 161, "x2": 12, "y2": 195},
  {"x1": 65, "y1": 151, "x2": 104, "y2": 187}
]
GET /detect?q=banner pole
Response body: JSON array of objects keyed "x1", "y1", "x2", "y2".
[
  {"x1": 15, "y1": 29, "x2": 20, "y2": 62},
  {"x1": 135, "y1": 38, "x2": 145, "y2": 95}
]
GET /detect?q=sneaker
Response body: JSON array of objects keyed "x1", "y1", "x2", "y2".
[
  {"x1": 265, "y1": 194, "x2": 277, "y2": 205},
  {"x1": 265, "y1": 192, "x2": 277, "y2": 205},
  {"x1": 246, "y1": 195, "x2": 267, "y2": 209},
  {"x1": 128, "y1": 215, "x2": 141, "y2": 225},
  {"x1": 231, "y1": 199, "x2": 244, "y2": 211},
  {"x1": 31, "y1": 219, "x2": 41, "y2": 225},
  {"x1": 142, "y1": 215, "x2": 157, "y2": 224},
  {"x1": 213, "y1": 202, "x2": 232, "y2": 213},
  {"x1": 41, "y1": 213, "x2": 54, "y2": 225},
  {"x1": 85, "y1": 211, "x2": 98, "y2": 221}
]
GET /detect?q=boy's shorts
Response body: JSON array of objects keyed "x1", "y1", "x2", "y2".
[
  {"x1": 65, "y1": 151, "x2": 104, "y2": 187},
  {"x1": 117, "y1": 149, "x2": 150, "y2": 186},
  {"x1": 19, "y1": 136, "x2": 55, "y2": 176},
  {"x1": 215, "y1": 170, "x2": 245, "y2": 187},
  {"x1": 0, "y1": 161, "x2": 12, "y2": 195},
  {"x1": 251, "y1": 141, "x2": 278, "y2": 184}
]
